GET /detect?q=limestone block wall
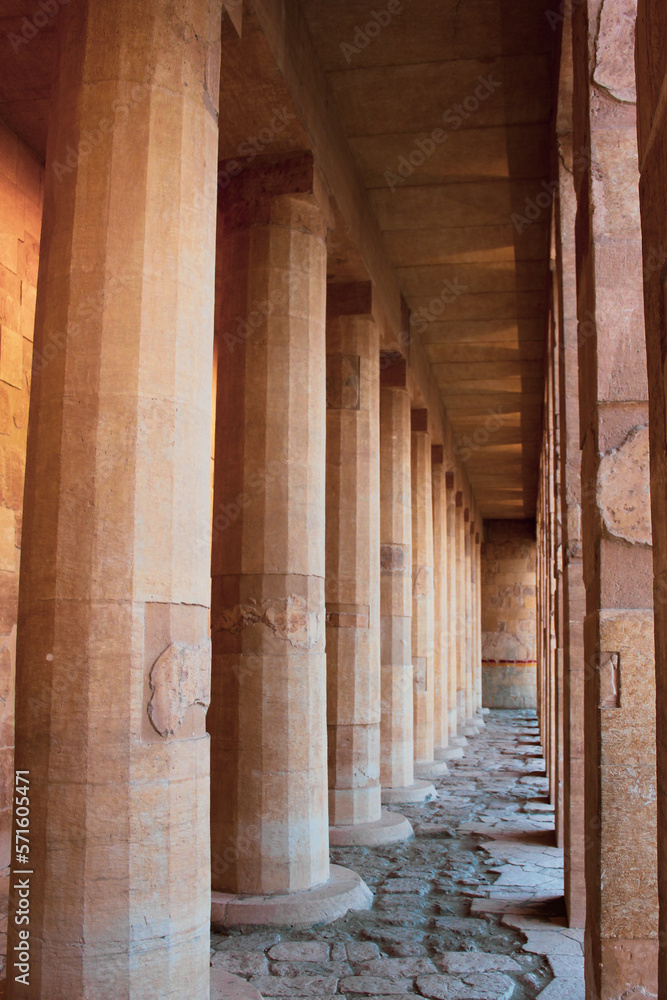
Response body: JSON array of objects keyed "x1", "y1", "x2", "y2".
[
  {"x1": 481, "y1": 519, "x2": 537, "y2": 709},
  {"x1": 0, "y1": 118, "x2": 42, "y2": 867}
]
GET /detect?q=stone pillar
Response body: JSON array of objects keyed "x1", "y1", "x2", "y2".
[
  {"x1": 209, "y1": 155, "x2": 371, "y2": 927},
  {"x1": 325, "y1": 283, "x2": 411, "y2": 847},
  {"x1": 454, "y1": 490, "x2": 467, "y2": 731},
  {"x1": 474, "y1": 529, "x2": 484, "y2": 716},
  {"x1": 461, "y1": 507, "x2": 480, "y2": 735},
  {"x1": 379, "y1": 358, "x2": 435, "y2": 805},
  {"x1": 441, "y1": 472, "x2": 465, "y2": 756},
  {"x1": 5, "y1": 2, "x2": 221, "y2": 997},
  {"x1": 636, "y1": 0, "x2": 667, "y2": 983},
  {"x1": 552, "y1": 45, "x2": 587, "y2": 917},
  {"x1": 572, "y1": 0, "x2": 658, "y2": 993},
  {"x1": 432, "y1": 447, "x2": 450, "y2": 755},
  {"x1": 411, "y1": 409, "x2": 448, "y2": 779}
]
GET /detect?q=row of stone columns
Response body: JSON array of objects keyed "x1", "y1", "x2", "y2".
[
  {"x1": 536, "y1": 3, "x2": 660, "y2": 998},
  {"x1": 207, "y1": 152, "x2": 489, "y2": 912},
  {"x1": 5, "y1": 14, "x2": 487, "y2": 979}
]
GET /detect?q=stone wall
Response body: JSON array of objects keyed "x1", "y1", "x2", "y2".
[
  {"x1": 0, "y1": 118, "x2": 42, "y2": 867},
  {"x1": 481, "y1": 519, "x2": 537, "y2": 709}
]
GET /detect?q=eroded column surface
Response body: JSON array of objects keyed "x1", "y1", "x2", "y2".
[
  {"x1": 636, "y1": 0, "x2": 667, "y2": 985},
  {"x1": 210, "y1": 156, "x2": 371, "y2": 921},
  {"x1": 325, "y1": 285, "x2": 411, "y2": 846},
  {"x1": 411, "y1": 410, "x2": 447, "y2": 778},
  {"x1": 5, "y1": 2, "x2": 221, "y2": 997},
  {"x1": 432, "y1": 447, "x2": 450, "y2": 754},
  {"x1": 379, "y1": 360, "x2": 434, "y2": 803},
  {"x1": 572, "y1": 0, "x2": 658, "y2": 993}
]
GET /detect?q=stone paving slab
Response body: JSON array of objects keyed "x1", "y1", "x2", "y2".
[
  {"x1": 535, "y1": 979, "x2": 585, "y2": 999},
  {"x1": 417, "y1": 972, "x2": 516, "y2": 999}
]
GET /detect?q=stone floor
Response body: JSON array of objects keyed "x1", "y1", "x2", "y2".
[{"x1": 211, "y1": 710, "x2": 585, "y2": 999}]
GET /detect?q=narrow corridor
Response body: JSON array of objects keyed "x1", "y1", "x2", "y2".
[{"x1": 211, "y1": 712, "x2": 585, "y2": 999}]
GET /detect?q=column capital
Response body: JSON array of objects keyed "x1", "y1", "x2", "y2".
[
  {"x1": 218, "y1": 151, "x2": 331, "y2": 236},
  {"x1": 327, "y1": 281, "x2": 375, "y2": 319},
  {"x1": 380, "y1": 352, "x2": 407, "y2": 388},
  {"x1": 411, "y1": 408, "x2": 428, "y2": 434}
]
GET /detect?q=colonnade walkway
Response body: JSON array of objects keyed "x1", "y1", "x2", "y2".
[{"x1": 211, "y1": 712, "x2": 584, "y2": 999}]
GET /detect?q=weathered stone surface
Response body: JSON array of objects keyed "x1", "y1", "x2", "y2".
[
  {"x1": 211, "y1": 950, "x2": 269, "y2": 976},
  {"x1": 593, "y1": 0, "x2": 637, "y2": 102},
  {"x1": 213, "y1": 597, "x2": 324, "y2": 650},
  {"x1": 417, "y1": 972, "x2": 516, "y2": 999},
  {"x1": 341, "y1": 977, "x2": 414, "y2": 995},
  {"x1": 380, "y1": 877, "x2": 431, "y2": 895},
  {"x1": 597, "y1": 425, "x2": 652, "y2": 545},
  {"x1": 269, "y1": 943, "x2": 330, "y2": 963},
  {"x1": 147, "y1": 638, "x2": 211, "y2": 737},
  {"x1": 438, "y1": 953, "x2": 521, "y2": 973},
  {"x1": 358, "y1": 957, "x2": 438, "y2": 976},
  {"x1": 250, "y1": 976, "x2": 339, "y2": 995}
]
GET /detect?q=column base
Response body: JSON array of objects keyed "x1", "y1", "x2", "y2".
[
  {"x1": 435, "y1": 745, "x2": 464, "y2": 760},
  {"x1": 461, "y1": 719, "x2": 482, "y2": 736},
  {"x1": 212, "y1": 970, "x2": 263, "y2": 1000},
  {"x1": 381, "y1": 780, "x2": 437, "y2": 804},
  {"x1": 449, "y1": 734, "x2": 468, "y2": 747},
  {"x1": 414, "y1": 759, "x2": 449, "y2": 779},
  {"x1": 211, "y1": 865, "x2": 373, "y2": 929},
  {"x1": 481, "y1": 707, "x2": 490, "y2": 715},
  {"x1": 329, "y1": 808, "x2": 413, "y2": 847}
]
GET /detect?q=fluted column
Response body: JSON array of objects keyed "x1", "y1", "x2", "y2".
[
  {"x1": 326, "y1": 284, "x2": 411, "y2": 847},
  {"x1": 454, "y1": 491, "x2": 467, "y2": 729},
  {"x1": 432, "y1": 448, "x2": 449, "y2": 754},
  {"x1": 379, "y1": 359, "x2": 435, "y2": 804},
  {"x1": 412, "y1": 410, "x2": 447, "y2": 779},
  {"x1": 442, "y1": 472, "x2": 465, "y2": 755},
  {"x1": 461, "y1": 507, "x2": 479, "y2": 734},
  {"x1": 475, "y1": 529, "x2": 484, "y2": 715},
  {"x1": 209, "y1": 155, "x2": 371, "y2": 925},
  {"x1": 5, "y1": 2, "x2": 221, "y2": 997}
]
